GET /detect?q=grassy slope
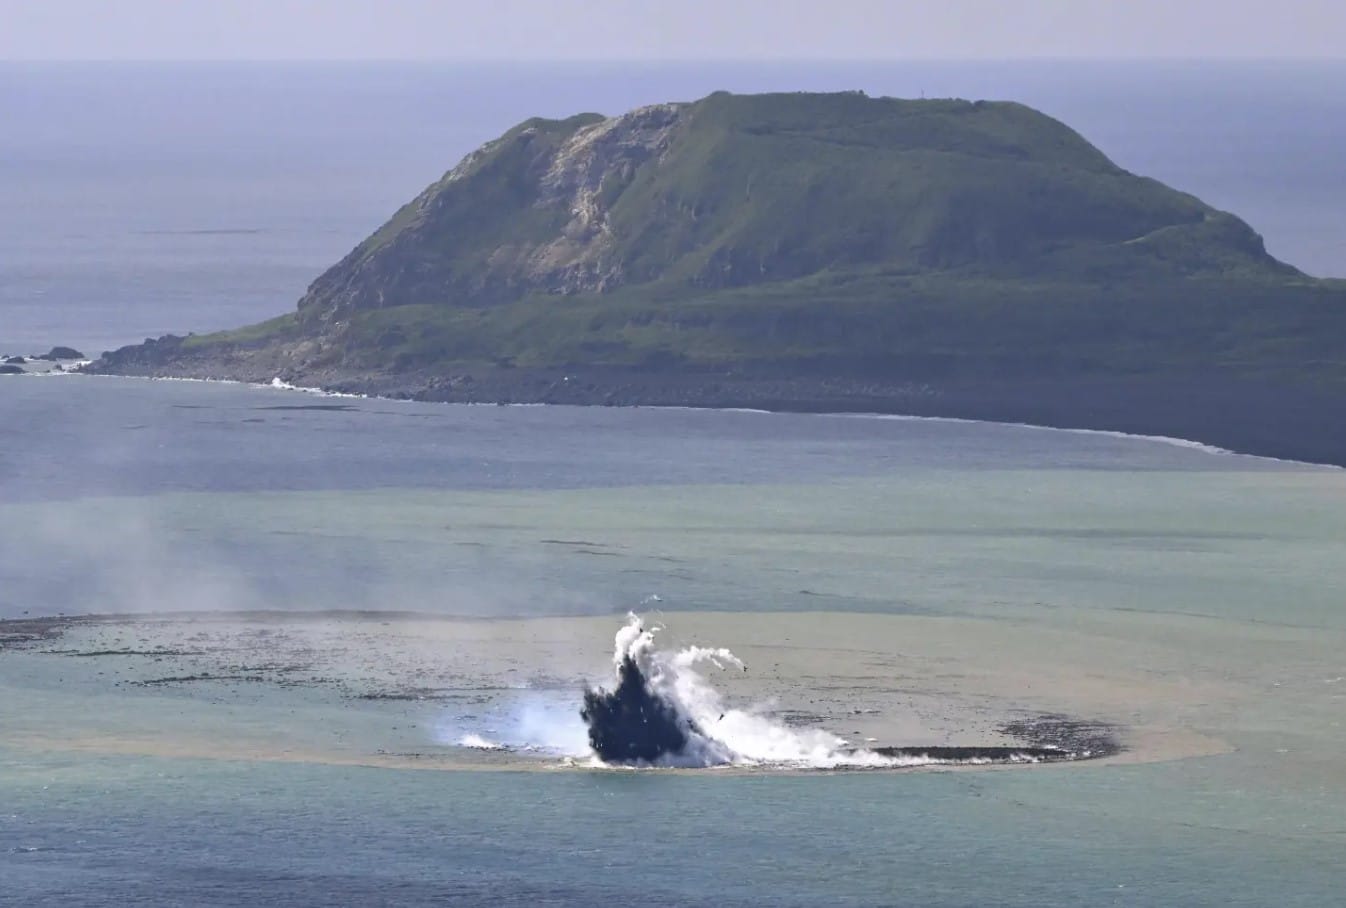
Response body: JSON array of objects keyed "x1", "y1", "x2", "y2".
[
  {"x1": 600, "y1": 93, "x2": 1217, "y2": 285},
  {"x1": 325, "y1": 271, "x2": 1346, "y2": 383}
]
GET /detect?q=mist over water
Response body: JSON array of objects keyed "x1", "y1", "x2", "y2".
[{"x1": 0, "y1": 375, "x2": 1313, "y2": 622}]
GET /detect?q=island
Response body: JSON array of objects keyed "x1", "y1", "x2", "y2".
[{"x1": 86, "y1": 91, "x2": 1346, "y2": 464}]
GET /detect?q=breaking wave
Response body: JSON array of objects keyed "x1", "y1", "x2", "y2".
[
  {"x1": 824, "y1": 411, "x2": 1235, "y2": 456},
  {"x1": 268, "y1": 377, "x2": 368, "y2": 399}
]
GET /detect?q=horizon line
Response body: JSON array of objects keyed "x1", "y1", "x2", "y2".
[{"x1": 4, "y1": 55, "x2": 1346, "y2": 65}]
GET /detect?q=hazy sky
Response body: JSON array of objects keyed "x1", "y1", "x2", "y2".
[{"x1": 2, "y1": 0, "x2": 1343, "y2": 61}]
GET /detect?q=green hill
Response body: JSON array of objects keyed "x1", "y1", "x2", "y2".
[{"x1": 89, "y1": 90, "x2": 1346, "y2": 460}]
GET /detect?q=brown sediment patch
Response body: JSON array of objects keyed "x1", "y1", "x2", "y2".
[
  {"x1": 1, "y1": 609, "x2": 1240, "y2": 771},
  {"x1": 4, "y1": 733, "x2": 514, "y2": 773}
]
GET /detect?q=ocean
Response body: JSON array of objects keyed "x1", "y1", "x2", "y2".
[{"x1": 3, "y1": 62, "x2": 1346, "y2": 906}]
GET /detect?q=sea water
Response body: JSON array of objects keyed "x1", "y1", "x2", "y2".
[
  {"x1": 3, "y1": 378, "x2": 1346, "y2": 905},
  {"x1": 3, "y1": 62, "x2": 1346, "y2": 906}
]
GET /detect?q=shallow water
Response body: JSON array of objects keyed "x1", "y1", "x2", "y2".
[{"x1": 2, "y1": 377, "x2": 1345, "y2": 904}]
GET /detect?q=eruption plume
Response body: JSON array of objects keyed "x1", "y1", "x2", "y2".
[
  {"x1": 574, "y1": 614, "x2": 1112, "y2": 768},
  {"x1": 580, "y1": 652, "x2": 696, "y2": 762},
  {"x1": 578, "y1": 614, "x2": 871, "y2": 767}
]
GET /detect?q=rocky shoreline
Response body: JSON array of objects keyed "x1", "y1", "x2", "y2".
[
  {"x1": 0, "y1": 345, "x2": 87, "y2": 375},
  {"x1": 82, "y1": 342, "x2": 1346, "y2": 467}
]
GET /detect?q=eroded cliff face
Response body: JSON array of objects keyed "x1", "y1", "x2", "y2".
[
  {"x1": 527, "y1": 103, "x2": 683, "y2": 291},
  {"x1": 295, "y1": 103, "x2": 686, "y2": 324}
]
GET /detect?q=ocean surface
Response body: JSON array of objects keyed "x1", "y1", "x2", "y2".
[
  {"x1": 3, "y1": 378, "x2": 1346, "y2": 906},
  {"x1": 3, "y1": 62, "x2": 1346, "y2": 906}
]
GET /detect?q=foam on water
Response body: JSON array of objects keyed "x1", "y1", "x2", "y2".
[
  {"x1": 823, "y1": 411, "x2": 1236, "y2": 456},
  {"x1": 267, "y1": 376, "x2": 368, "y2": 399}
]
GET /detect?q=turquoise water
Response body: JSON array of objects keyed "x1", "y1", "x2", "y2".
[{"x1": 3, "y1": 754, "x2": 1342, "y2": 906}]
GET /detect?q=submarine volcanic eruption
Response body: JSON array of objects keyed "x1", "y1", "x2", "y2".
[{"x1": 576, "y1": 614, "x2": 1116, "y2": 768}]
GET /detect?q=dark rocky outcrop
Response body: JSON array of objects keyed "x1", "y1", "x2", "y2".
[{"x1": 36, "y1": 346, "x2": 85, "y2": 361}]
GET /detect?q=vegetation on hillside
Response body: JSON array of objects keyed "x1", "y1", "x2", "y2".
[{"x1": 117, "y1": 91, "x2": 1345, "y2": 385}]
